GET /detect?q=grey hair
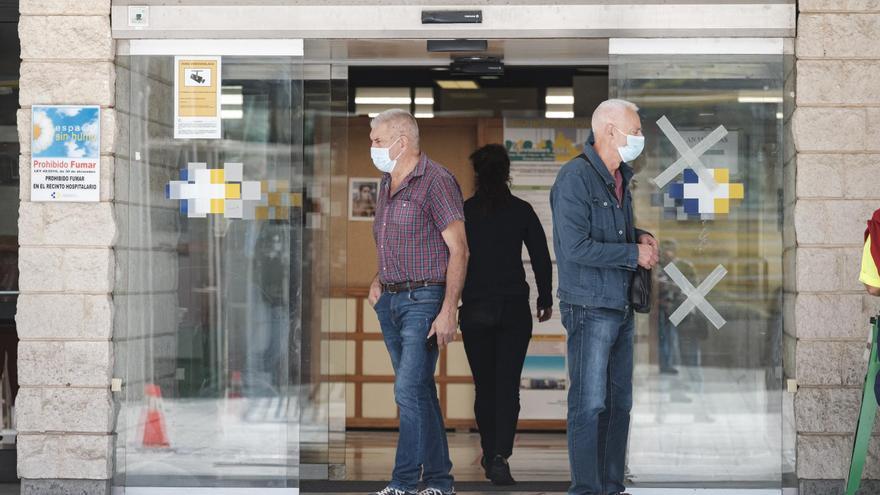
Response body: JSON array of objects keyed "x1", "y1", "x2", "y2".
[
  {"x1": 591, "y1": 99, "x2": 640, "y2": 133},
  {"x1": 370, "y1": 108, "x2": 420, "y2": 146}
]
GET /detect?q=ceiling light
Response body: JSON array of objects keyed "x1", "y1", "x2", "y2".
[
  {"x1": 221, "y1": 109, "x2": 243, "y2": 120},
  {"x1": 545, "y1": 95, "x2": 575, "y2": 105},
  {"x1": 354, "y1": 97, "x2": 412, "y2": 105},
  {"x1": 435, "y1": 80, "x2": 479, "y2": 90},
  {"x1": 415, "y1": 112, "x2": 435, "y2": 119},
  {"x1": 737, "y1": 96, "x2": 783, "y2": 103},
  {"x1": 221, "y1": 94, "x2": 243, "y2": 105},
  {"x1": 414, "y1": 97, "x2": 435, "y2": 105},
  {"x1": 545, "y1": 111, "x2": 574, "y2": 119}
]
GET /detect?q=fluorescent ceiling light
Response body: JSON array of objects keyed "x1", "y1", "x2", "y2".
[
  {"x1": 546, "y1": 95, "x2": 575, "y2": 105},
  {"x1": 436, "y1": 80, "x2": 479, "y2": 90},
  {"x1": 776, "y1": 112, "x2": 784, "y2": 119},
  {"x1": 545, "y1": 111, "x2": 574, "y2": 119},
  {"x1": 221, "y1": 109, "x2": 243, "y2": 120},
  {"x1": 414, "y1": 97, "x2": 435, "y2": 105},
  {"x1": 415, "y1": 112, "x2": 435, "y2": 119},
  {"x1": 354, "y1": 97, "x2": 412, "y2": 105},
  {"x1": 737, "y1": 96, "x2": 783, "y2": 103},
  {"x1": 368, "y1": 113, "x2": 380, "y2": 118},
  {"x1": 221, "y1": 94, "x2": 243, "y2": 105}
]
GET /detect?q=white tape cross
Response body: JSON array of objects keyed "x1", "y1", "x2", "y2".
[
  {"x1": 651, "y1": 115, "x2": 727, "y2": 191},
  {"x1": 663, "y1": 262, "x2": 728, "y2": 330}
]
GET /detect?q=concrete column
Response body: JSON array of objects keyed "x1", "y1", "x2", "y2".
[
  {"x1": 793, "y1": 0, "x2": 880, "y2": 492},
  {"x1": 15, "y1": 1, "x2": 115, "y2": 493}
]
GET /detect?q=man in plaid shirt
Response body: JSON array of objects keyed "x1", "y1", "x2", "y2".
[{"x1": 366, "y1": 109, "x2": 468, "y2": 495}]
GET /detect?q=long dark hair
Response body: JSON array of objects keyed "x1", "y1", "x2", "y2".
[{"x1": 470, "y1": 144, "x2": 512, "y2": 214}]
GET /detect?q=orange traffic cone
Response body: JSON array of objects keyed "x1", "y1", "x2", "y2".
[{"x1": 142, "y1": 384, "x2": 170, "y2": 448}]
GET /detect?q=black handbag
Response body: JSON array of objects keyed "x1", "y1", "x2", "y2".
[{"x1": 631, "y1": 266, "x2": 652, "y2": 314}]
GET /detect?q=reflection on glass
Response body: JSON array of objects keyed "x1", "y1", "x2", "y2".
[
  {"x1": 115, "y1": 55, "x2": 306, "y2": 489},
  {"x1": 611, "y1": 54, "x2": 784, "y2": 484}
]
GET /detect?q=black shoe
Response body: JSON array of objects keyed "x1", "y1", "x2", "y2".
[
  {"x1": 488, "y1": 455, "x2": 516, "y2": 486},
  {"x1": 480, "y1": 454, "x2": 490, "y2": 479}
]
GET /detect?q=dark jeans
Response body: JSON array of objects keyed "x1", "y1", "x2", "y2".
[
  {"x1": 561, "y1": 302, "x2": 634, "y2": 495},
  {"x1": 460, "y1": 296, "x2": 533, "y2": 459},
  {"x1": 374, "y1": 286, "x2": 454, "y2": 493}
]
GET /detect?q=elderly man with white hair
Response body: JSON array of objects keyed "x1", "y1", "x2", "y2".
[
  {"x1": 550, "y1": 99, "x2": 659, "y2": 495},
  {"x1": 366, "y1": 109, "x2": 468, "y2": 495}
]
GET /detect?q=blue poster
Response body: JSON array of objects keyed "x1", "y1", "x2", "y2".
[{"x1": 31, "y1": 105, "x2": 100, "y2": 202}]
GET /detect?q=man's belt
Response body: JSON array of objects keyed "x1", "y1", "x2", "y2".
[{"x1": 381, "y1": 280, "x2": 445, "y2": 294}]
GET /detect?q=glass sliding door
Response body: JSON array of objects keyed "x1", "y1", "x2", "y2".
[
  {"x1": 114, "y1": 41, "x2": 312, "y2": 493},
  {"x1": 609, "y1": 38, "x2": 786, "y2": 487}
]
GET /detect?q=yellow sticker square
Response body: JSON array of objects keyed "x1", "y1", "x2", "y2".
[
  {"x1": 290, "y1": 193, "x2": 303, "y2": 207},
  {"x1": 225, "y1": 184, "x2": 241, "y2": 199},
  {"x1": 276, "y1": 207, "x2": 290, "y2": 220},
  {"x1": 255, "y1": 206, "x2": 269, "y2": 220},
  {"x1": 729, "y1": 183, "x2": 744, "y2": 199},
  {"x1": 714, "y1": 198, "x2": 730, "y2": 215},
  {"x1": 210, "y1": 169, "x2": 225, "y2": 184},
  {"x1": 210, "y1": 199, "x2": 225, "y2": 214},
  {"x1": 276, "y1": 180, "x2": 290, "y2": 192},
  {"x1": 268, "y1": 192, "x2": 282, "y2": 206},
  {"x1": 713, "y1": 168, "x2": 729, "y2": 183}
]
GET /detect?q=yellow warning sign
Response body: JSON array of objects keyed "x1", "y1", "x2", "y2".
[{"x1": 174, "y1": 56, "x2": 221, "y2": 139}]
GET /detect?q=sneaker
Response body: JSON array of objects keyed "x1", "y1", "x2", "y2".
[
  {"x1": 418, "y1": 488, "x2": 455, "y2": 495},
  {"x1": 488, "y1": 454, "x2": 516, "y2": 486},
  {"x1": 370, "y1": 487, "x2": 415, "y2": 495}
]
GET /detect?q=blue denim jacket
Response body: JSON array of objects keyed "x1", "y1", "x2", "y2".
[{"x1": 550, "y1": 133, "x2": 648, "y2": 311}]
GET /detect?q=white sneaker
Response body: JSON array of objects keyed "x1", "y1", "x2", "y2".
[
  {"x1": 418, "y1": 489, "x2": 456, "y2": 495},
  {"x1": 370, "y1": 487, "x2": 415, "y2": 495}
]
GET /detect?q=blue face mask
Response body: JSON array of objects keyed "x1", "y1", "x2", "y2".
[
  {"x1": 370, "y1": 137, "x2": 403, "y2": 173},
  {"x1": 613, "y1": 127, "x2": 645, "y2": 163}
]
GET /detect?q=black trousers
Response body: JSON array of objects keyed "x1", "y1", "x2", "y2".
[{"x1": 460, "y1": 296, "x2": 533, "y2": 459}]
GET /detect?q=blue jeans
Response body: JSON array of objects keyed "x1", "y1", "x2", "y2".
[
  {"x1": 561, "y1": 302, "x2": 634, "y2": 495},
  {"x1": 374, "y1": 286, "x2": 454, "y2": 493},
  {"x1": 658, "y1": 306, "x2": 680, "y2": 371}
]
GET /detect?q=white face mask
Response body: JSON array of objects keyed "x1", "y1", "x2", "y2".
[
  {"x1": 613, "y1": 126, "x2": 645, "y2": 163},
  {"x1": 370, "y1": 137, "x2": 403, "y2": 173}
]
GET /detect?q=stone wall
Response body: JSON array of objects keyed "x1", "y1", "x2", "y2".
[
  {"x1": 793, "y1": 0, "x2": 880, "y2": 491},
  {"x1": 15, "y1": 1, "x2": 115, "y2": 493}
]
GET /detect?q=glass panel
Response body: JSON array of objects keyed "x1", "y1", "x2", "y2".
[
  {"x1": 299, "y1": 60, "x2": 349, "y2": 478},
  {"x1": 114, "y1": 53, "x2": 305, "y2": 490},
  {"x1": 610, "y1": 52, "x2": 784, "y2": 485},
  {"x1": 0, "y1": 19, "x2": 18, "y2": 449}
]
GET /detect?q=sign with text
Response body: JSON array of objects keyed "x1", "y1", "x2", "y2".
[
  {"x1": 174, "y1": 56, "x2": 221, "y2": 139},
  {"x1": 31, "y1": 105, "x2": 100, "y2": 202}
]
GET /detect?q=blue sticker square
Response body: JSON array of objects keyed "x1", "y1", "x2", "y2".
[
  {"x1": 683, "y1": 198, "x2": 700, "y2": 215},
  {"x1": 683, "y1": 169, "x2": 699, "y2": 184},
  {"x1": 180, "y1": 169, "x2": 188, "y2": 181},
  {"x1": 668, "y1": 183, "x2": 684, "y2": 199}
]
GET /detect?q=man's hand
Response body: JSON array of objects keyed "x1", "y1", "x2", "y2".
[
  {"x1": 428, "y1": 308, "x2": 458, "y2": 347},
  {"x1": 368, "y1": 276, "x2": 382, "y2": 307},
  {"x1": 639, "y1": 233, "x2": 659, "y2": 252},
  {"x1": 537, "y1": 307, "x2": 553, "y2": 322},
  {"x1": 637, "y1": 244, "x2": 659, "y2": 270}
]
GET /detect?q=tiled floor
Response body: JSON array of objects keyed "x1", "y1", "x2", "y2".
[{"x1": 344, "y1": 365, "x2": 794, "y2": 485}]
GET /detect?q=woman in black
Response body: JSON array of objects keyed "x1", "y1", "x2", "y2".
[{"x1": 460, "y1": 144, "x2": 553, "y2": 486}]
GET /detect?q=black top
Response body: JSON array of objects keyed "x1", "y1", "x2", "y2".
[{"x1": 462, "y1": 193, "x2": 553, "y2": 308}]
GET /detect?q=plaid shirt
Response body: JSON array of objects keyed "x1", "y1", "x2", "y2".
[{"x1": 373, "y1": 153, "x2": 465, "y2": 284}]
